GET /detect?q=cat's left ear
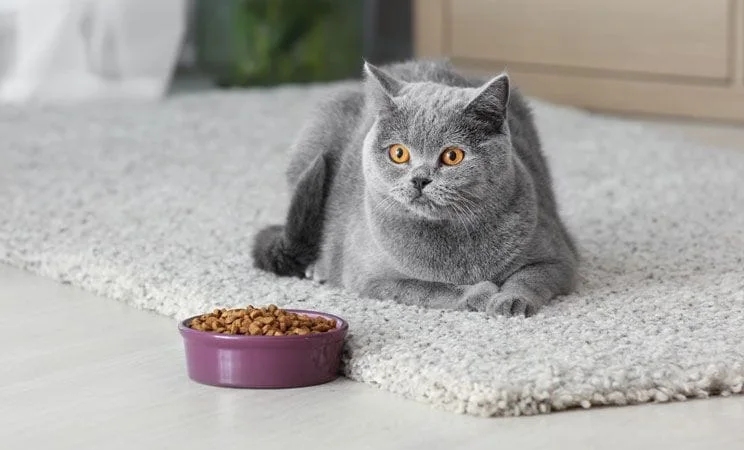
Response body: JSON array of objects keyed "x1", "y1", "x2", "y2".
[
  {"x1": 364, "y1": 61, "x2": 405, "y2": 110},
  {"x1": 464, "y1": 73, "x2": 510, "y2": 129}
]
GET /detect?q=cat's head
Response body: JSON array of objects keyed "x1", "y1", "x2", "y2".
[{"x1": 361, "y1": 62, "x2": 514, "y2": 222}]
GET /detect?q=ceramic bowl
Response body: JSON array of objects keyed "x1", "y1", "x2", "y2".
[{"x1": 178, "y1": 309, "x2": 348, "y2": 388}]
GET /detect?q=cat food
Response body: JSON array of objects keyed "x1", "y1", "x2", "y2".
[{"x1": 188, "y1": 304, "x2": 337, "y2": 336}]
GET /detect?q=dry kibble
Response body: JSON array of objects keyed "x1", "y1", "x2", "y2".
[
  {"x1": 189, "y1": 305, "x2": 338, "y2": 336},
  {"x1": 257, "y1": 316, "x2": 274, "y2": 325},
  {"x1": 248, "y1": 322, "x2": 262, "y2": 335}
]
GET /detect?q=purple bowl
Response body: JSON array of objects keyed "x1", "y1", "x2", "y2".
[{"x1": 178, "y1": 309, "x2": 348, "y2": 388}]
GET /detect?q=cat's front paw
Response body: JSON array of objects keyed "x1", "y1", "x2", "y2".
[
  {"x1": 484, "y1": 293, "x2": 537, "y2": 317},
  {"x1": 462, "y1": 281, "x2": 500, "y2": 311},
  {"x1": 464, "y1": 282, "x2": 537, "y2": 318}
]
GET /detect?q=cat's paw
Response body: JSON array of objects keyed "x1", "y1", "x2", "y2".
[
  {"x1": 484, "y1": 293, "x2": 537, "y2": 317},
  {"x1": 464, "y1": 282, "x2": 537, "y2": 318},
  {"x1": 462, "y1": 281, "x2": 500, "y2": 311}
]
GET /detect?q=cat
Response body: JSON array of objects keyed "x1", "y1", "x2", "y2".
[{"x1": 252, "y1": 59, "x2": 578, "y2": 317}]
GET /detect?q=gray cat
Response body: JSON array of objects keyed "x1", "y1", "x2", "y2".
[{"x1": 252, "y1": 60, "x2": 578, "y2": 317}]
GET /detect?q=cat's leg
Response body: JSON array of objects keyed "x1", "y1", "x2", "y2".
[
  {"x1": 361, "y1": 279, "x2": 471, "y2": 310},
  {"x1": 360, "y1": 265, "x2": 573, "y2": 317},
  {"x1": 467, "y1": 261, "x2": 576, "y2": 317}
]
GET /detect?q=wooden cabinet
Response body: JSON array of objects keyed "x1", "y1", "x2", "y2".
[{"x1": 415, "y1": 0, "x2": 744, "y2": 122}]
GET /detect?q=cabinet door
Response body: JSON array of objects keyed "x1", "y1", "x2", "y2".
[{"x1": 450, "y1": 0, "x2": 731, "y2": 80}]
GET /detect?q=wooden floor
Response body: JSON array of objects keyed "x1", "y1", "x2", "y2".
[{"x1": 3, "y1": 116, "x2": 744, "y2": 449}]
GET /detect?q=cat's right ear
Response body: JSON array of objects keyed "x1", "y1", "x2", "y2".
[
  {"x1": 462, "y1": 73, "x2": 510, "y2": 133},
  {"x1": 363, "y1": 61, "x2": 404, "y2": 110}
]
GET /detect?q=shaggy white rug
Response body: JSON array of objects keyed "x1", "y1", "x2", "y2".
[{"x1": 1, "y1": 82, "x2": 743, "y2": 417}]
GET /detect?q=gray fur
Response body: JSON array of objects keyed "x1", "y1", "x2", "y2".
[{"x1": 253, "y1": 59, "x2": 579, "y2": 317}]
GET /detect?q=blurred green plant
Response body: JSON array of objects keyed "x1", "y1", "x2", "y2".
[{"x1": 195, "y1": 0, "x2": 363, "y2": 87}]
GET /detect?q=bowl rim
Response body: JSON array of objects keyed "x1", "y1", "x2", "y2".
[{"x1": 177, "y1": 308, "x2": 349, "y2": 341}]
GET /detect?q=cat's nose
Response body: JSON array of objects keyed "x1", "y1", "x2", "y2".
[{"x1": 411, "y1": 176, "x2": 432, "y2": 191}]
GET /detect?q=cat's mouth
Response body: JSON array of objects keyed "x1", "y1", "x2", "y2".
[
  {"x1": 388, "y1": 187, "x2": 450, "y2": 220},
  {"x1": 405, "y1": 194, "x2": 444, "y2": 219}
]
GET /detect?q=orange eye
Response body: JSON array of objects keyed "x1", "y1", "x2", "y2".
[
  {"x1": 388, "y1": 144, "x2": 410, "y2": 164},
  {"x1": 441, "y1": 147, "x2": 465, "y2": 166}
]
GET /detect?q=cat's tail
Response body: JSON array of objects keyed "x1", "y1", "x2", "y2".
[{"x1": 251, "y1": 153, "x2": 329, "y2": 278}]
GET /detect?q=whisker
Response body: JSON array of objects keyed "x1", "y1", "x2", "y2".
[
  {"x1": 440, "y1": 189, "x2": 480, "y2": 230},
  {"x1": 450, "y1": 202, "x2": 471, "y2": 230},
  {"x1": 372, "y1": 194, "x2": 400, "y2": 218}
]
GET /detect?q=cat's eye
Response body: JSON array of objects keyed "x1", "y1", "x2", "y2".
[
  {"x1": 388, "y1": 144, "x2": 410, "y2": 164},
  {"x1": 441, "y1": 147, "x2": 465, "y2": 166}
]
